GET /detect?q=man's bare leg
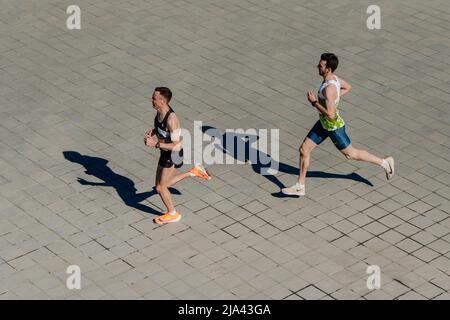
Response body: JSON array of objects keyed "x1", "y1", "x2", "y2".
[
  {"x1": 166, "y1": 171, "x2": 192, "y2": 187},
  {"x1": 155, "y1": 165, "x2": 163, "y2": 186},
  {"x1": 157, "y1": 164, "x2": 211, "y2": 192},
  {"x1": 298, "y1": 137, "x2": 318, "y2": 185},
  {"x1": 340, "y1": 145, "x2": 382, "y2": 165},
  {"x1": 156, "y1": 166, "x2": 177, "y2": 213},
  {"x1": 282, "y1": 137, "x2": 317, "y2": 196},
  {"x1": 340, "y1": 145, "x2": 394, "y2": 179},
  {"x1": 153, "y1": 163, "x2": 213, "y2": 224}
]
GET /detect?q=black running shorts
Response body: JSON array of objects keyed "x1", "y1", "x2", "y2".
[{"x1": 158, "y1": 148, "x2": 184, "y2": 169}]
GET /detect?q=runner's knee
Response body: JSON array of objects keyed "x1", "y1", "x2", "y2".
[
  {"x1": 155, "y1": 184, "x2": 167, "y2": 194},
  {"x1": 300, "y1": 144, "x2": 310, "y2": 157},
  {"x1": 343, "y1": 149, "x2": 358, "y2": 160}
]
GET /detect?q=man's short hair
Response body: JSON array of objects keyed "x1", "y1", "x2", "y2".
[
  {"x1": 320, "y1": 53, "x2": 339, "y2": 72},
  {"x1": 154, "y1": 87, "x2": 172, "y2": 102}
]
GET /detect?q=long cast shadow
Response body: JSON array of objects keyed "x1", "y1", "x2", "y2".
[
  {"x1": 63, "y1": 151, "x2": 180, "y2": 215},
  {"x1": 201, "y1": 125, "x2": 373, "y2": 197}
]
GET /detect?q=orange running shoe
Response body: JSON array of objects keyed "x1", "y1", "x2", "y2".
[
  {"x1": 153, "y1": 211, "x2": 182, "y2": 225},
  {"x1": 189, "y1": 164, "x2": 211, "y2": 180}
]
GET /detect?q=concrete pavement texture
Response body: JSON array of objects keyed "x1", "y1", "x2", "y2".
[{"x1": 0, "y1": 0, "x2": 449, "y2": 299}]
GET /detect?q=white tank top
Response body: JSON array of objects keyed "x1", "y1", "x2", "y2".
[
  {"x1": 318, "y1": 75, "x2": 341, "y2": 106},
  {"x1": 317, "y1": 75, "x2": 345, "y2": 131}
]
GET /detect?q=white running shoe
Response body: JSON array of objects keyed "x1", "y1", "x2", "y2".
[
  {"x1": 281, "y1": 183, "x2": 305, "y2": 196},
  {"x1": 384, "y1": 157, "x2": 395, "y2": 180}
]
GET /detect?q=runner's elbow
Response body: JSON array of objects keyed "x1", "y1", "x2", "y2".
[
  {"x1": 326, "y1": 112, "x2": 335, "y2": 119},
  {"x1": 173, "y1": 141, "x2": 182, "y2": 151}
]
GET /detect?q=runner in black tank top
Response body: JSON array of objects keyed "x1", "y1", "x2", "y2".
[
  {"x1": 154, "y1": 105, "x2": 184, "y2": 169},
  {"x1": 144, "y1": 87, "x2": 211, "y2": 225}
]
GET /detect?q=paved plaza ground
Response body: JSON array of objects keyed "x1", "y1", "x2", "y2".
[{"x1": 0, "y1": 0, "x2": 449, "y2": 299}]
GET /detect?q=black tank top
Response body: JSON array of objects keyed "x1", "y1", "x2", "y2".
[{"x1": 154, "y1": 106, "x2": 174, "y2": 144}]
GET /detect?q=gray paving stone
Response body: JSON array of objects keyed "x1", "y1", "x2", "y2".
[
  {"x1": 363, "y1": 221, "x2": 390, "y2": 236},
  {"x1": 1, "y1": 0, "x2": 450, "y2": 300}
]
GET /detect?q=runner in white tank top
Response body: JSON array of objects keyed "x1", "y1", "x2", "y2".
[{"x1": 282, "y1": 53, "x2": 395, "y2": 196}]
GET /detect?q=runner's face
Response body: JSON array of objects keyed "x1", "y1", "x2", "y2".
[
  {"x1": 151, "y1": 91, "x2": 165, "y2": 110},
  {"x1": 318, "y1": 60, "x2": 328, "y2": 76}
]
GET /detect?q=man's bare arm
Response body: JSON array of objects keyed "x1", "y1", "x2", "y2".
[
  {"x1": 316, "y1": 85, "x2": 337, "y2": 120},
  {"x1": 159, "y1": 113, "x2": 182, "y2": 151},
  {"x1": 338, "y1": 76, "x2": 352, "y2": 96},
  {"x1": 307, "y1": 87, "x2": 337, "y2": 120}
]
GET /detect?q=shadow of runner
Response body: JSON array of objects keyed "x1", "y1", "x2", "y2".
[
  {"x1": 63, "y1": 151, "x2": 180, "y2": 216},
  {"x1": 201, "y1": 125, "x2": 373, "y2": 197}
]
